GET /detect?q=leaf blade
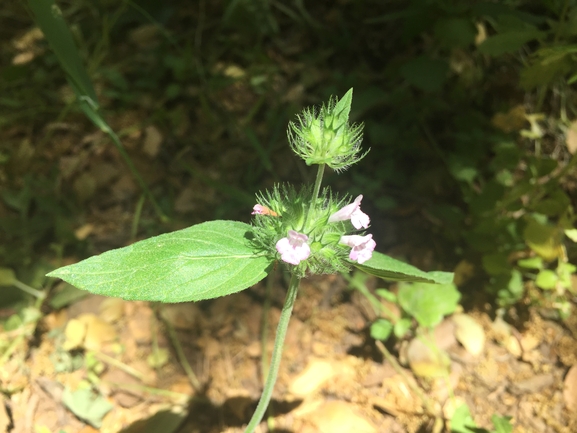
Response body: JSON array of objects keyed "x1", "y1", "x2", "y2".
[
  {"x1": 48, "y1": 221, "x2": 273, "y2": 302},
  {"x1": 354, "y1": 251, "x2": 453, "y2": 284}
]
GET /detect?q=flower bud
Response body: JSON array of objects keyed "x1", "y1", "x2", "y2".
[{"x1": 288, "y1": 88, "x2": 367, "y2": 172}]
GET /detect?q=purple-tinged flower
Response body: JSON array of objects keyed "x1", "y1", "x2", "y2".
[
  {"x1": 340, "y1": 234, "x2": 376, "y2": 264},
  {"x1": 252, "y1": 204, "x2": 278, "y2": 216},
  {"x1": 328, "y1": 195, "x2": 370, "y2": 229},
  {"x1": 276, "y1": 230, "x2": 311, "y2": 265}
]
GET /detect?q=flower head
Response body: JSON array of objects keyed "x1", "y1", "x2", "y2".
[
  {"x1": 276, "y1": 230, "x2": 311, "y2": 265},
  {"x1": 340, "y1": 234, "x2": 376, "y2": 264},
  {"x1": 328, "y1": 195, "x2": 370, "y2": 229}
]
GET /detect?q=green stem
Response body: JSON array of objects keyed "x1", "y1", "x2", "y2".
[
  {"x1": 342, "y1": 273, "x2": 397, "y2": 323},
  {"x1": 301, "y1": 164, "x2": 326, "y2": 231},
  {"x1": 311, "y1": 163, "x2": 326, "y2": 206},
  {"x1": 12, "y1": 280, "x2": 45, "y2": 300},
  {"x1": 164, "y1": 315, "x2": 202, "y2": 392},
  {"x1": 244, "y1": 272, "x2": 300, "y2": 433}
]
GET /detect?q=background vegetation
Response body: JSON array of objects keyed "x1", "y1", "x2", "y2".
[{"x1": 1, "y1": 0, "x2": 577, "y2": 431}]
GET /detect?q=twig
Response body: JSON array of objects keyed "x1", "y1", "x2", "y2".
[
  {"x1": 374, "y1": 340, "x2": 438, "y2": 417},
  {"x1": 163, "y1": 318, "x2": 202, "y2": 392}
]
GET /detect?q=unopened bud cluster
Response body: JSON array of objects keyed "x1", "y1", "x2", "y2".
[{"x1": 288, "y1": 89, "x2": 367, "y2": 172}]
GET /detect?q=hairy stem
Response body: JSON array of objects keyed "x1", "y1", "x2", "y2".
[
  {"x1": 244, "y1": 272, "x2": 300, "y2": 433},
  {"x1": 301, "y1": 163, "x2": 326, "y2": 231}
]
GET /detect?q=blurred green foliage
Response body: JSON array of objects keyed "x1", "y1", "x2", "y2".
[{"x1": 1, "y1": 0, "x2": 577, "y2": 316}]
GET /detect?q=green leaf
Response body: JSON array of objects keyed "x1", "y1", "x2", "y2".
[
  {"x1": 0, "y1": 268, "x2": 16, "y2": 286},
  {"x1": 557, "y1": 262, "x2": 576, "y2": 288},
  {"x1": 354, "y1": 251, "x2": 454, "y2": 284},
  {"x1": 434, "y1": 18, "x2": 476, "y2": 49},
  {"x1": 517, "y1": 256, "x2": 543, "y2": 270},
  {"x1": 450, "y1": 403, "x2": 479, "y2": 432},
  {"x1": 61, "y1": 388, "x2": 113, "y2": 428},
  {"x1": 482, "y1": 252, "x2": 511, "y2": 276},
  {"x1": 398, "y1": 282, "x2": 460, "y2": 328},
  {"x1": 523, "y1": 218, "x2": 562, "y2": 261},
  {"x1": 332, "y1": 88, "x2": 353, "y2": 130},
  {"x1": 520, "y1": 55, "x2": 572, "y2": 90},
  {"x1": 370, "y1": 319, "x2": 393, "y2": 341},
  {"x1": 399, "y1": 56, "x2": 448, "y2": 92},
  {"x1": 535, "y1": 269, "x2": 557, "y2": 290},
  {"x1": 565, "y1": 228, "x2": 577, "y2": 242},
  {"x1": 394, "y1": 318, "x2": 412, "y2": 338},
  {"x1": 47, "y1": 220, "x2": 274, "y2": 303},
  {"x1": 375, "y1": 288, "x2": 397, "y2": 302},
  {"x1": 478, "y1": 30, "x2": 546, "y2": 56},
  {"x1": 27, "y1": 0, "x2": 98, "y2": 103},
  {"x1": 49, "y1": 283, "x2": 88, "y2": 309},
  {"x1": 507, "y1": 269, "x2": 524, "y2": 297},
  {"x1": 491, "y1": 415, "x2": 514, "y2": 433},
  {"x1": 530, "y1": 189, "x2": 570, "y2": 217}
]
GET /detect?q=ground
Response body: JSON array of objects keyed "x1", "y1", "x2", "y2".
[{"x1": 1, "y1": 271, "x2": 576, "y2": 432}]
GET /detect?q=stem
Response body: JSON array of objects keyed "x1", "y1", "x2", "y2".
[
  {"x1": 244, "y1": 272, "x2": 300, "y2": 433},
  {"x1": 164, "y1": 315, "x2": 202, "y2": 392},
  {"x1": 342, "y1": 273, "x2": 397, "y2": 323},
  {"x1": 13, "y1": 280, "x2": 45, "y2": 300},
  {"x1": 311, "y1": 163, "x2": 326, "y2": 206},
  {"x1": 301, "y1": 164, "x2": 326, "y2": 231}
]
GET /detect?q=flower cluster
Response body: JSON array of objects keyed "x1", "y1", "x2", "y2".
[
  {"x1": 251, "y1": 186, "x2": 375, "y2": 276},
  {"x1": 250, "y1": 89, "x2": 375, "y2": 276},
  {"x1": 274, "y1": 194, "x2": 374, "y2": 266}
]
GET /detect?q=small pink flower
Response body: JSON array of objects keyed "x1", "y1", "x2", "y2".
[
  {"x1": 276, "y1": 230, "x2": 311, "y2": 265},
  {"x1": 329, "y1": 195, "x2": 370, "y2": 229},
  {"x1": 340, "y1": 234, "x2": 376, "y2": 264},
  {"x1": 252, "y1": 204, "x2": 278, "y2": 216}
]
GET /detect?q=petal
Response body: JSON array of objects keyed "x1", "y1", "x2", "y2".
[
  {"x1": 276, "y1": 232, "x2": 311, "y2": 265},
  {"x1": 328, "y1": 195, "x2": 365, "y2": 224},
  {"x1": 341, "y1": 234, "x2": 376, "y2": 264},
  {"x1": 328, "y1": 203, "x2": 355, "y2": 223},
  {"x1": 281, "y1": 250, "x2": 301, "y2": 265},
  {"x1": 276, "y1": 237, "x2": 291, "y2": 254},
  {"x1": 350, "y1": 209, "x2": 370, "y2": 229},
  {"x1": 339, "y1": 234, "x2": 367, "y2": 247},
  {"x1": 295, "y1": 243, "x2": 311, "y2": 261},
  {"x1": 288, "y1": 230, "x2": 308, "y2": 244}
]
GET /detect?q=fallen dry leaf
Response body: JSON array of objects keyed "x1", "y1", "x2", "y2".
[
  {"x1": 406, "y1": 337, "x2": 450, "y2": 378},
  {"x1": 99, "y1": 298, "x2": 125, "y2": 323},
  {"x1": 491, "y1": 105, "x2": 527, "y2": 133},
  {"x1": 143, "y1": 125, "x2": 163, "y2": 158},
  {"x1": 566, "y1": 120, "x2": 577, "y2": 154},
  {"x1": 74, "y1": 223, "x2": 94, "y2": 241},
  {"x1": 289, "y1": 358, "x2": 335, "y2": 397},
  {"x1": 306, "y1": 401, "x2": 377, "y2": 433},
  {"x1": 81, "y1": 314, "x2": 118, "y2": 351},
  {"x1": 453, "y1": 313, "x2": 485, "y2": 356},
  {"x1": 62, "y1": 317, "x2": 88, "y2": 351}
]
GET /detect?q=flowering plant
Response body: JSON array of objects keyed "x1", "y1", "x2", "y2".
[{"x1": 47, "y1": 89, "x2": 453, "y2": 432}]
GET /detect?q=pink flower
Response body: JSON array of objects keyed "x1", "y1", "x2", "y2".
[
  {"x1": 328, "y1": 195, "x2": 370, "y2": 229},
  {"x1": 252, "y1": 204, "x2": 278, "y2": 216},
  {"x1": 276, "y1": 230, "x2": 311, "y2": 265},
  {"x1": 340, "y1": 234, "x2": 376, "y2": 264}
]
